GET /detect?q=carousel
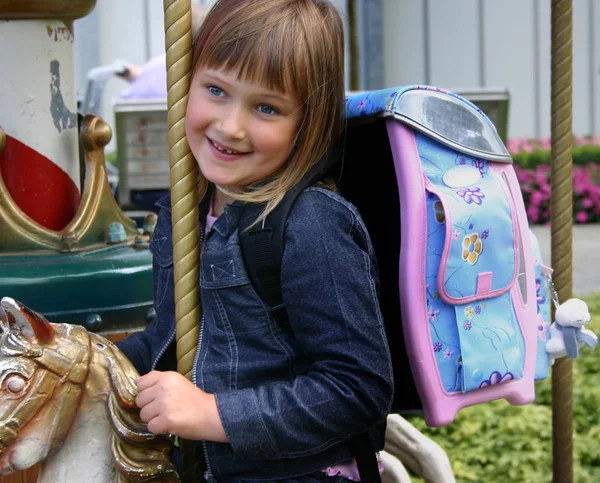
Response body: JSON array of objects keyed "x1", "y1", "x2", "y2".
[{"x1": 0, "y1": 0, "x2": 588, "y2": 482}]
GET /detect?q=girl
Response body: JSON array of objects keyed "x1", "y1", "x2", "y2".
[{"x1": 117, "y1": 0, "x2": 394, "y2": 481}]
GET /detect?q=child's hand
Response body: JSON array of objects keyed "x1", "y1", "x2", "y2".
[{"x1": 135, "y1": 370, "x2": 228, "y2": 442}]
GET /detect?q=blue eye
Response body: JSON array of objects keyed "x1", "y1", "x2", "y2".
[
  {"x1": 258, "y1": 105, "x2": 277, "y2": 115},
  {"x1": 207, "y1": 85, "x2": 225, "y2": 97}
]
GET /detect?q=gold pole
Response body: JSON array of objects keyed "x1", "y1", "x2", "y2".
[
  {"x1": 164, "y1": 0, "x2": 200, "y2": 380},
  {"x1": 550, "y1": 1, "x2": 574, "y2": 482},
  {"x1": 348, "y1": 0, "x2": 360, "y2": 91}
]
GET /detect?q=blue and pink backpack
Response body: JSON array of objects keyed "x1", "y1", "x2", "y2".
[{"x1": 240, "y1": 85, "x2": 553, "y2": 427}]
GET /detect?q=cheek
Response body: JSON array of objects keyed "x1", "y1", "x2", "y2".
[
  {"x1": 260, "y1": 124, "x2": 299, "y2": 158},
  {"x1": 184, "y1": 113, "x2": 193, "y2": 140},
  {"x1": 185, "y1": 90, "x2": 208, "y2": 136},
  {"x1": 185, "y1": 104, "x2": 201, "y2": 133}
]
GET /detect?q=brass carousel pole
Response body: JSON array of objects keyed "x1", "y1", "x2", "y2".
[
  {"x1": 163, "y1": 0, "x2": 200, "y2": 380},
  {"x1": 348, "y1": 0, "x2": 360, "y2": 91},
  {"x1": 550, "y1": 1, "x2": 574, "y2": 482}
]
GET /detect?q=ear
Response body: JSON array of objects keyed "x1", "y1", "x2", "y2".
[
  {"x1": 0, "y1": 297, "x2": 55, "y2": 344},
  {"x1": 0, "y1": 304, "x2": 9, "y2": 334}
]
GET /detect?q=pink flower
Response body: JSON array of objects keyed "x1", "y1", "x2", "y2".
[
  {"x1": 472, "y1": 159, "x2": 485, "y2": 177},
  {"x1": 457, "y1": 187, "x2": 485, "y2": 205},
  {"x1": 582, "y1": 197, "x2": 594, "y2": 209},
  {"x1": 527, "y1": 205, "x2": 540, "y2": 223},
  {"x1": 537, "y1": 315, "x2": 550, "y2": 341},
  {"x1": 530, "y1": 191, "x2": 543, "y2": 207},
  {"x1": 576, "y1": 211, "x2": 589, "y2": 223},
  {"x1": 427, "y1": 306, "x2": 440, "y2": 322}
]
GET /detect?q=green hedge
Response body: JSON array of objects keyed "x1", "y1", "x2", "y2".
[
  {"x1": 404, "y1": 294, "x2": 600, "y2": 483},
  {"x1": 105, "y1": 151, "x2": 118, "y2": 165},
  {"x1": 512, "y1": 144, "x2": 600, "y2": 169}
]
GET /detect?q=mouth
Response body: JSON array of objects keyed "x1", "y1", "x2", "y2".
[{"x1": 208, "y1": 138, "x2": 249, "y2": 155}]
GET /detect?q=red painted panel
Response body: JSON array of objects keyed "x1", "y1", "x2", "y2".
[{"x1": 0, "y1": 135, "x2": 80, "y2": 231}]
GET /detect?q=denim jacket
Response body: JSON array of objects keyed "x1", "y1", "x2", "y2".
[{"x1": 117, "y1": 187, "x2": 394, "y2": 482}]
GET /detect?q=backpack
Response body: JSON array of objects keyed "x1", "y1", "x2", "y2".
[{"x1": 239, "y1": 86, "x2": 553, "y2": 430}]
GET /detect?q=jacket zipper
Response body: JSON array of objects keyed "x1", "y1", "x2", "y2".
[
  {"x1": 152, "y1": 221, "x2": 205, "y2": 372},
  {"x1": 154, "y1": 222, "x2": 213, "y2": 480},
  {"x1": 194, "y1": 223, "x2": 214, "y2": 482},
  {"x1": 192, "y1": 314, "x2": 215, "y2": 482},
  {"x1": 151, "y1": 328, "x2": 176, "y2": 371}
]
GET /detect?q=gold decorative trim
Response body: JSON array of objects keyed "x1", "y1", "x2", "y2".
[
  {"x1": 0, "y1": 116, "x2": 139, "y2": 254},
  {"x1": 0, "y1": 1, "x2": 96, "y2": 20},
  {"x1": 68, "y1": 115, "x2": 138, "y2": 247}
]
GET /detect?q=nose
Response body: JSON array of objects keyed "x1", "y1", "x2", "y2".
[{"x1": 216, "y1": 104, "x2": 246, "y2": 140}]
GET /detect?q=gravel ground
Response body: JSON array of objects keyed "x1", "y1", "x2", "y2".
[{"x1": 530, "y1": 224, "x2": 600, "y2": 296}]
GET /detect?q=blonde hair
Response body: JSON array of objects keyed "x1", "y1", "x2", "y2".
[{"x1": 191, "y1": 0, "x2": 345, "y2": 219}]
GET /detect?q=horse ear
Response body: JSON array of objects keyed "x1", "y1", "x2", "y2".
[
  {"x1": 0, "y1": 297, "x2": 55, "y2": 344},
  {"x1": 0, "y1": 304, "x2": 9, "y2": 333}
]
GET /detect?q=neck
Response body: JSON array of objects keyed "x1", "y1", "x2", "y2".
[
  {"x1": 213, "y1": 187, "x2": 234, "y2": 217},
  {"x1": 37, "y1": 397, "x2": 116, "y2": 483}
]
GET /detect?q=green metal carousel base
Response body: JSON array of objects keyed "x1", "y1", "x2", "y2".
[{"x1": 0, "y1": 243, "x2": 154, "y2": 334}]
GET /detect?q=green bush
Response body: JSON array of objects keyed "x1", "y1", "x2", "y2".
[
  {"x1": 105, "y1": 151, "x2": 118, "y2": 165},
  {"x1": 404, "y1": 293, "x2": 600, "y2": 483},
  {"x1": 510, "y1": 143, "x2": 600, "y2": 169}
]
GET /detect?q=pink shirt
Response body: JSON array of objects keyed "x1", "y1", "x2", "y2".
[
  {"x1": 323, "y1": 454, "x2": 384, "y2": 481},
  {"x1": 205, "y1": 211, "x2": 218, "y2": 234}
]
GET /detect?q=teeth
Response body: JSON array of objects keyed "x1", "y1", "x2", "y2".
[{"x1": 211, "y1": 139, "x2": 240, "y2": 155}]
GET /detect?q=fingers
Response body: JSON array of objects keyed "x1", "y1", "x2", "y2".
[
  {"x1": 146, "y1": 417, "x2": 170, "y2": 435},
  {"x1": 135, "y1": 386, "x2": 155, "y2": 409},
  {"x1": 132, "y1": 371, "x2": 212, "y2": 438},
  {"x1": 134, "y1": 371, "x2": 160, "y2": 409},
  {"x1": 142, "y1": 402, "x2": 172, "y2": 435},
  {"x1": 134, "y1": 370, "x2": 161, "y2": 391},
  {"x1": 139, "y1": 401, "x2": 160, "y2": 424}
]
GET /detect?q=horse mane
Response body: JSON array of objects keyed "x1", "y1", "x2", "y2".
[{"x1": 98, "y1": 333, "x2": 180, "y2": 483}]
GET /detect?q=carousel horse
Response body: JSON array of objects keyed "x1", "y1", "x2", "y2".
[
  {"x1": 0, "y1": 296, "x2": 453, "y2": 483},
  {"x1": 0, "y1": 297, "x2": 179, "y2": 482}
]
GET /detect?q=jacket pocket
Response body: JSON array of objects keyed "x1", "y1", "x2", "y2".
[{"x1": 201, "y1": 246, "x2": 272, "y2": 334}]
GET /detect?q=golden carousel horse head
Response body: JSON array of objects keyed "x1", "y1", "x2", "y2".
[{"x1": 0, "y1": 297, "x2": 179, "y2": 482}]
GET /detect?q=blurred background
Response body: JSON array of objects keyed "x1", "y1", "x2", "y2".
[{"x1": 73, "y1": 0, "x2": 600, "y2": 153}]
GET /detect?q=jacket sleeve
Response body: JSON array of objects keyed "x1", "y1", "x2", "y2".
[
  {"x1": 116, "y1": 207, "x2": 176, "y2": 376},
  {"x1": 216, "y1": 189, "x2": 394, "y2": 459}
]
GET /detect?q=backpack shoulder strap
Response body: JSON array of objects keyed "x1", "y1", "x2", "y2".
[
  {"x1": 238, "y1": 187, "x2": 302, "y2": 323},
  {"x1": 238, "y1": 142, "x2": 342, "y2": 321},
  {"x1": 238, "y1": 144, "x2": 381, "y2": 483}
]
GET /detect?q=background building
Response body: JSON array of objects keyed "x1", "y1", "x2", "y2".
[{"x1": 73, "y1": 0, "x2": 600, "y2": 152}]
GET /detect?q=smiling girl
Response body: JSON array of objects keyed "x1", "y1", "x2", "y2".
[{"x1": 117, "y1": 1, "x2": 393, "y2": 481}]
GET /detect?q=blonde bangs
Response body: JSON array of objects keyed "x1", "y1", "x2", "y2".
[{"x1": 194, "y1": 4, "x2": 309, "y2": 99}]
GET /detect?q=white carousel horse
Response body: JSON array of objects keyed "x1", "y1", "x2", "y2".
[
  {"x1": 0, "y1": 296, "x2": 453, "y2": 483},
  {"x1": 381, "y1": 415, "x2": 455, "y2": 483},
  {"x1": 0, "y1": 297, "x2": 178, "y2": 483}
]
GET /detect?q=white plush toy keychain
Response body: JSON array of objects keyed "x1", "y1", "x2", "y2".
[{"x1": 544, "y1": 268, "x2": 598, "y2": 363}]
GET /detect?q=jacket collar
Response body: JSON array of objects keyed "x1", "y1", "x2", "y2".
[
  {"x1": 211, "y1": 200, "x2": 247, "y2": 237},
  {"x1": 154, "y1": 137, "x2": 341, "y2": 239},
  {"x1": 155, "y1": 191, "x2": 247, "y2": 238}
]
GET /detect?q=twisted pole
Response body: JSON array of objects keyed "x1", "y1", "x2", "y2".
[
  {"x1": 348, "y1": 0, "x2": 359, "y2": 91},
  {"x1": 550, "y1": 1, "x2": 574, "y2": 482},
  {"x1": 164, "y1": 0, "x2": 200, "y2": 380}
]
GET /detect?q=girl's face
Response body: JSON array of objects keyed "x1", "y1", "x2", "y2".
[{"x1": 186, "y1": 67, "x2": 303, "y2": 195}]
